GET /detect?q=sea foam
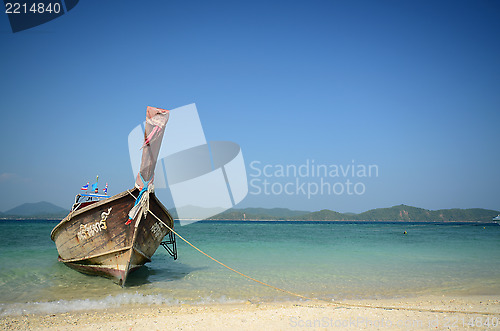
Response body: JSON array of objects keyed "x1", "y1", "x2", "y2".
[
  {"x1": 0, "y1": 292, "x2": 179, "y2": 316},
  {"x1": 0, "y1": 292, "x2": 248, "y2": 316}
]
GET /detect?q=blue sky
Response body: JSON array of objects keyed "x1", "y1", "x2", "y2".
[{"x1": 0, "y1": 0, "x2": 499, "y2": 213}]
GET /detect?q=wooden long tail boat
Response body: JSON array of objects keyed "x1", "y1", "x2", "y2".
[{"x1": 51, "y1": 106, "x2": 177, "y2": 286}]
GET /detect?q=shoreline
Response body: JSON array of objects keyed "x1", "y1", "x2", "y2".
[
  {"x1": 202, "y1": 219, "x2": 498, "y2": 223},
  {"x1": 2, "y1": 295, "x2": 499, "y2": 330},
  {"x1": 2, "y1": 219, "x2": 497, "y2": 224}
]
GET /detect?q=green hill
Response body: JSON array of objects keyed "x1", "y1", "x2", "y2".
[
  {"x1": 209, "y1": 207, "x2": 309, "y2": 220},
  {"x1": 239, "y1": 207, "x2": 309, "y2": 218},
  {"x1": 354, "y1": 205, "x2": 499, "y2": 222},
  {"x1": 357, "y1": 204, "x2": 433, "y2": 221},
  {"x1": 208, "y1": 209, "x2": 247, "y2": 220},
  {"x1": 432, "y1": 208, "x2": 498, "y2": 222},
  {"x1": 207, "y1": 205, "x2": 499, "y2": 222},
  {"x1": 3, "y1": 201, "x2": 68, "y2": 219},
  {"x1": 2, "y1": 201, "x2": 498, "y2": 222},
  {"x1": 292, "y1": 209, "x2": 349, "y2": 221}
]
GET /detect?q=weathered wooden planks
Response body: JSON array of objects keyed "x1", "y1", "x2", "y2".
[{"x1": 51, "y1": 188, "x2": 174, "y2": 286}]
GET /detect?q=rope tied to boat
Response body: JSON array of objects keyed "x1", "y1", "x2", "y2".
[
  {"x1": 146, "y1": 208, "x2": 497, "y2": 316},
  {"x1": 127, "y1": 175, "x2": 153, "y2": 225}
]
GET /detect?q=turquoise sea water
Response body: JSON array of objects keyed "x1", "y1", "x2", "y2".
[{"x1": 1, "y1": 220, "x2": 499, "y2": 315}]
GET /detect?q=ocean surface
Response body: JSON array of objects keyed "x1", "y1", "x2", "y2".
[{"x1": 1, "y1": 220, "x2": 499, "y2": 316}]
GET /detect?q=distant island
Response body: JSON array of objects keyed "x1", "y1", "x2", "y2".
[
  {"x1": 0, "y1": 201, "x2": 69, "y2": 220},
  {"x1": 204, "y1": 205, "x2": 500, "y2": 223},
  {"x1": 1, "y1": 202, "x2": 498, "y2": 223}
]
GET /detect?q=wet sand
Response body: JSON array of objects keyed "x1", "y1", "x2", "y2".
[{"x1": 1, "y1": 295, "x2": 499, "y2": 330}]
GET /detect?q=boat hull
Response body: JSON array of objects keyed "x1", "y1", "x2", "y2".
[{"x1": 51, "y1": 189, "x2": 173, "y2": 286}]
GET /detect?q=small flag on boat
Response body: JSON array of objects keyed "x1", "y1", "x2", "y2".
[
  {"x1": 92, "y1": 182, "x2": 98, "y2": 193},
  {"x1": 81, "y1": 182, "x2": 89, "y2": 191},
  {"x1": 103, "y1": 183, "x2": 108, "y2": 195}
]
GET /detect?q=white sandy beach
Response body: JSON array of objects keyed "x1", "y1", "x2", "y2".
[{"x1": 1, "y1": 295, "x2": 499, "y2": 330}]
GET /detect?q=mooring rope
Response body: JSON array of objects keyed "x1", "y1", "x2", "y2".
[{"x1": 147, "y1": 209, "x2": 496, "y2": 316}]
